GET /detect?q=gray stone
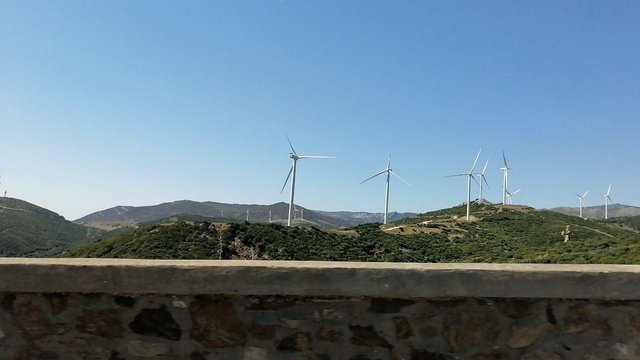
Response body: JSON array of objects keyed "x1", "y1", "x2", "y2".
[
  {"x1": 244, "y1": 347, "x2": 268, "y2": 360},
  {"x1": 129, "y1": 305, "x2": 182, "y2": 340},
  {"x1": 349, "y1": 324, "x2": 392, "y2": 349},
  {"x1": 370, "y1": 298, "x2": 415, "y2": 313},
  {"x1": 44, "y1": 293, "x2": 68, "y2": 315},
  {"x1": 190, "y1": 296, "x2": 247, "y2": 348},
  {"x1": 562, "y1": 304, "x2": 611, "y2": 334},
  {"x1": 519, "y1": 349, "x2": 563, "y2": 360},
  {"x1": 411, "y1": 349, "x2": 452, "y2": 360},
  {"x1": 249, "y1": 323, "x2": 277, "y2": 340},
  {"x1": 276, "y1": 331, "x2": 313, "y2": 352},
  {"x1": 128, "y1": 340, "x2": 171, "y2": 357},
  {"x1": 14, "y1": 345, "x2": 59, "y2": 360},
  {"x1": 442, "y1": 311, "x2": 500, "y2": 353},
  {"x1": 14, "y1": 303, "x2": 55, "y2": 340},
  {"x1": 508, "y1": 320, "x2": 553, "y2": 348},
  {"x1": 316, "y1": 328, "x2": 343, "y2": 342},
  {"x1": 393, "y1": 316, "x2": 414, "y2": 339},
  {"x1": 313, "y1": 308, "x2": 344, "y2": 321},
  {"x1": 76, "y1": 308, "x2": 124, "y2": 339}
]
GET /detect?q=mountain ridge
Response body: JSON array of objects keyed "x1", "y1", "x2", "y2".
[
  {"x1": 75, "y1": 200, "x2": 417, "y2": 229},
  {"x1": 549, "y1": 203, "x2": 640, "y2": 219},
  {"x1": 0, "y1": 197, "x2": 104, "y2": 257}
]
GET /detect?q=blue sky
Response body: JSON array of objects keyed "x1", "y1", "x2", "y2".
[{"x1": 1, "y1": 1, "x2": 639, "y2": 220}]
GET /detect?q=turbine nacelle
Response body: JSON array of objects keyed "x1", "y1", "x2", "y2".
[
  {"x1": 361, "y1": 154, "x2": 410, "y2": 225},
  {"x1": 281, "y1": 137, "x2": 333, "y2": 226}
]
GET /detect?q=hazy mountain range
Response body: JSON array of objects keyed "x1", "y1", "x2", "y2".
[
  {"x1": 549, "y1": 204, "x2": 640, "y2": 219},
  {"x1": 74, "y1": 200, "x2": 418, "y2": 229}
]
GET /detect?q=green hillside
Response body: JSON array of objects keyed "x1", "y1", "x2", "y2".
[
  {"x1": 0, "y1": 198, "x2": 105, "y2": 257},
  {"x1": 61, "y1": 204, "x2": 640, "y2": 264}
]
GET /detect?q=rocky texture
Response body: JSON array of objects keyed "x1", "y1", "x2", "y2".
[
  {"x1": 0, "y1": 260, "x2": 639, "y2": 358},
  {"x1": 0, "y1": 293, "x2": 639, "y2": 358},
  {"x1": 189, "y1": 296, "x2": 247, "y2": 348}
]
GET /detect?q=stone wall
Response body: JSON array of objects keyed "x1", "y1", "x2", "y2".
[{"x1": 1, "y1": 259, "x2": 640, "y2": 359}]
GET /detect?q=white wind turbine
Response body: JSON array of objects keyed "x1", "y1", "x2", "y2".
[
  {"x1": 500, "y1": 150, "x2": 511, "y2": 205},
  {"x1": 448, "y1": 150, "x2": 482, "y2": 220},
  {"x1": 603, "y1": 184, "x2": 613, "y2": 220},
  {"x1": 361, "y1": 153, "x2": 410, "y2": 225},
  {"x1": 281, "y1": 138, "x2": 334, "y2": 226},
  {"x1": 476, "y1": 160, "x2": 490, "y2": 203},
  {"x1": 505, "y1": 188, "x2": 521, "y2": 205},
  {"x1": 576, "y1": 191, "x2": 589, "y2": 219}
]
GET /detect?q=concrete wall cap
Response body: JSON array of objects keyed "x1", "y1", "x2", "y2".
[{"x1": 1, "y1": 258, "x2": 639, "y2": 299}]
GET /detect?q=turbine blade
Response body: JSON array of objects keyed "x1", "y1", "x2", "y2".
[
  {"x1": 286, "y1": 136, "x2": 297, "y2": 156},
  {"x1": 297, "y1": 155, "x2": 335, "y2": 159},
  {"x1": 583, "y1": 190, "x2": 589, "y2": 198},
  {"x1": 481, "y1": 159, "x2": 489, "y2": 175},
  {"x1": 389, "y1": 170, "x2": 411, "y2": 186},
  {"x1": 360, "y1": 169, "x2": 388, "y2": 184},
  {"x1": 482, "y1": 175, "x2": 490, "y2": 189},
  {"x1": 471, "y1": 174, "x2": 480, "y2": 186},
  {"x1": 469, "y1": 149, "x2": 482, "y2": 173},
  {"x1": 502, "y1": 149, "x2": 509, "y2": 168},
  {"x1": 280, "y1": 166, "x2": 293, "y2": 193},
  {"x1": 446, "y1": 173, "x2": 468, "y2": 177},
  {"x1": 387, "y1": 151, "x2": 391, "y2": 168},
  {"x1": 512, "y1": 189, "x2": 521, "y2": 195},
  {"x1": 607, "y1": 184, "x2": 612, "y2": 196}
]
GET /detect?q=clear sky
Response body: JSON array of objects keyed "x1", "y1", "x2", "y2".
[{"x1": 1, "y1": 1, "x2": 639, "y2": 220}]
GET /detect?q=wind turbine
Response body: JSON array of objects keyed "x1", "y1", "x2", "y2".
[
  {"x1": 476, "y1": 160, "x2": 490, "y2": 203},
  {"x1": 576, "y1": 191, "x2": 589, "y2": 219},
  {"x1": 603, "y1": 184, "x2": 613, "y2": 220},
  {"x1": 361, "y1": 153, "x2": 410, "y2": 225},
  {"x1": 448, "y1": 149, "x2": 482, "y2": 220},
  {"x1": 505, "y1": 188, "x2": 521, "y2": 205},
  {"x1": 281, "y1": 138, "x2": 333, "y2": 226},
  {"x1": 500, "y1": 150, "x2": 511, "y2": 205}
]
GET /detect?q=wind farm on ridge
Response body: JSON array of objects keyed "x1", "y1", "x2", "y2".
[{"x1": 275, "y1": 137, "x2": 622, "y2": 229}]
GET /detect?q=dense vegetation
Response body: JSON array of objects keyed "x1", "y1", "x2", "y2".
[{"x1": 61, "y1": 204, "x2": 640, "y2": 264}]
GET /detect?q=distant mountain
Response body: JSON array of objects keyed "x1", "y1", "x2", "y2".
[
  {"x1": 549, "y1": 204, "x2": 640, "y2": 219},
  {"x1": 314, "y1": 210, "x2": 417, "y2": 225},
  {"x1": 63, "y1": 203, "x2": 640, "y2": 264},
  {"x1": 75, "y1": 200, "x2": 352, "y2": 229},
  {"x1": 0, "y1": 197, "x2": 104, "y2": 257}
]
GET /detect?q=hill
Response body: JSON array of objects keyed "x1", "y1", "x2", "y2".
[
  {"x1": 549, "y1": 203, "x2": 640, "y2": 219},
  {"x1": 62, "y1": 203, "x2": 640, "y2": 264},
  {"x1": 314, "y1": 210, "x2": 417, "y2": 225},
  {"x1": 0, "y1": 197, "x2": 105, "y2": 257},
  {"x1": 75, "y1": 200, "x2": 358, "y2": 230}
]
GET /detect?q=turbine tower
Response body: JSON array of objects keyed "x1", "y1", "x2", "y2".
[
  {"x1": 576, "y1": 191, "x2": 589, "y2": 219},
  {"x1": 361, "y1": 153, "x2": 410, "y2": 225},
  {"x1": 448, "y1": 149, "x2": 482, "y2": 220},
  {"x1": 500, "y1": 150, "x2": 511, "y2": 205},
  {"x1": 603, "y1": 184, "x2": 613, "y2": 220},
  {"x1": 476, "y1": 159, "x2": 490, "y2": 202},
  {"x1": 281, "y1": 137, "x2": 333, "y2": 226},
  {"x1": 505, "y1": 189, "x2": 521, "y2": 205}
]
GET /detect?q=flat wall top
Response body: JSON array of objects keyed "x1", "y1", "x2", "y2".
[{"x1": 1, "y1": 258, "x2": 640, "y2": 299}]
